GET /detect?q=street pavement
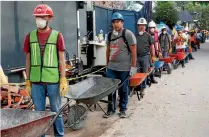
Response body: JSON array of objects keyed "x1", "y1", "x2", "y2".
[
  {"x1": 99, "y1": 42, "x2": 209, "y2": 137},
  {"x1": 47, "y1": 41, "x2": 209, "y2": 137}
]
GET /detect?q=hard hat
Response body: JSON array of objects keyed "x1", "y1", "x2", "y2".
[
  {"x1": 33, "y1": 4, "x2": 54, "y2": 17},
  {"x1": 161, "y1": 26, "x2": 167, "y2": 30},
  {"x1": 111, "y1": 12, "x2": 124, "y2": 21},
  {"x1": 148, "y1": 21, "x2": 156, "y2": 28},
  {"x1": 176, "y1": 25, "x2": 183, "y2": 31},
  {"x1": 137, "y1": 18, "x2": 147, "y2": 25}
]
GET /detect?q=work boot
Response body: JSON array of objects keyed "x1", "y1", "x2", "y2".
[
  {"x1": 119, "y1": 111, "x2": 127, "y2": 118},
  {"x1": 103, "y1": 111, "x2": 115, "y2": 118},
  {"x1": 151, "y1": 79, "x2": 158, "y2": 84},
  {"x1": 140, "y1": 89, "x2": 145, "y2": 98}
]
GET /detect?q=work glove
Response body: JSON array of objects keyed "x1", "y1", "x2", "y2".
[
  {"x1": 159, "y1": 52, "x2": 163, "y2": 58},
  {"x1": 152, "y1": 56, "x2": 157, "y2": 62},
  {"x1": 169, "y1": 48, "x2": 172, "y2": 53},
  {"x1": 25, "y1": 79, "x2": 32, "y2": 96},
  {"x1": 130, "y1": 67, "x2": 137, "y2": 76},
  {"x1": 59, "y1": 77, "x2": 68, "y2": 97}
]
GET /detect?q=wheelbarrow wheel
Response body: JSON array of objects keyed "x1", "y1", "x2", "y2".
[
  {"x1": 173, "y1": 59, "x2": 178, "y2": 69},
  {"x1": 158, "y1": 69, "x2": 162, "y2": 78},
  {"x1": 66, "y1": 105, "x2": 87, "y2": 131},
  {"x1": 167, "y1": 63, "x2": 172, "y2": 74}
]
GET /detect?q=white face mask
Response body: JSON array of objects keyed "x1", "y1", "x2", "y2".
[
  {"x1": 163, "y1": 31, "x2": 167, "y2": 34},
  {"x1": 150, "y1": 28, "x2": 155, "y2": 33},
  {"x1": 139, "y1": 31, "x2": 144, "y2": 35},
  {"x1": 113, "y1": 30, "x2": 119, "y2": 36},
  {"x1": 36, "y1": 18, "x2": 47, "y2": 29}
]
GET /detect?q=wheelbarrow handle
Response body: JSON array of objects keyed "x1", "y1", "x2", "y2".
[{"x1": 44, "y1": 99, "x2": 72, "y2": 133}]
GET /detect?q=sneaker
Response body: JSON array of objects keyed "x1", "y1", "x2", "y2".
[
  {"x1": 103, "y1": 111, "x2": 115, "y2": 118},
  {"x1": 119, "y1": 111, "x2": 127, "y2": 118}
]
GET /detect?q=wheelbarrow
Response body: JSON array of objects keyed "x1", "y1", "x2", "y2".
[
  {"x1": 65, "y1": 76, "x2": 121, "y2": 115},
  {"x1": 1, "y1": 109, "x2": 56, "y2": 137},
  {"x1": 159, "y1": 57, "x2": 175, "y2": 74},
  {"x1": 153, "y1": 61, "x2": 164, "y2": 78},
  {"x1": 1, "y1": 97, "x2": 74, "y2": 137},
  {"x1": 129, "y1": 73, "x2": 148, "y2": 100},
  {"x1": 169, "y1": 52, "x2": 187, "y2": 69}
]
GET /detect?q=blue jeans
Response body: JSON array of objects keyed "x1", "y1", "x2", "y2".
[
  {"x1": 106, "y1": 69, "x2": 129, "y2": 112},
  {"x1": 137, "y1": 55, "x2": 150, "y2": 89},
  {"x1": 31, "y1": 83, "x2": 64, "y2": 137},
  {"x1": 162, "y1": 51, "x2": 168, "y2": 58}
]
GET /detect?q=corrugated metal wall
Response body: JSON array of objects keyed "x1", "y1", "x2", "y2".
[{"x1": 95, "y1": 6, "x2": 113, "y2": 35}]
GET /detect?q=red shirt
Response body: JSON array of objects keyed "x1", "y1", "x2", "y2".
[{"x1": 23, "y1": 28, "x2": 65, "y2": 54}]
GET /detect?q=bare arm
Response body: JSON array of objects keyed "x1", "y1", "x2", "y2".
[
  {"x1": 106, "y1": 45, "x2": 110, "y2": 66},
  {"x1": 25, "y1": 53, "x2": 30, "y2": 79},
  {"x1": 59, "y1": 51, "x2": 66, "y2": 77},
  {"x1": 130, "y1": 45, "x2": 137, "y2": 67},
  {"x1": 150, "y1": 44, "x2": 155, "y2": 56}
]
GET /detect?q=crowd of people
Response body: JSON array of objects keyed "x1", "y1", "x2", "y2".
[{"x1": 104, "y1": 12, "x2": 206, "y2": 118}]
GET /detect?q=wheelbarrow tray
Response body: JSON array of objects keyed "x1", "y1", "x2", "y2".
[
  {"x1": 65, "y1": 77, "x2": 121, "y2": 105},
  {"x1": 154, "y1": 61, "x2": 164, "y2": 69},
  {"x1": 1, "y1": 109, "x2": 56, "y2": 137},
  {"x1": 169, "y1": 53, "x2": 186, "y2": 61},
  {"x1": 169, "y1": 54, "x2": 178, "y2": 59},
  {"x1": 130, "y1": 73, "x2": 148, "y2": 87},
  {"x1": 159, "y1": 57, "x2": 175, "y2": 64}
]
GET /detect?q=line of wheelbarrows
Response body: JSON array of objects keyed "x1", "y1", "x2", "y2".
[{"x1": 1, "y1": 51, "x2": 190, "y2": 137}]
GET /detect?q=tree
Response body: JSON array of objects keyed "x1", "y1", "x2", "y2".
[
  {"x1": 154, "y1": 1, "x2": 179, "y2": 28},
  {"x1": 185, "y1": 2, "x2": 209, "y2": 30}
]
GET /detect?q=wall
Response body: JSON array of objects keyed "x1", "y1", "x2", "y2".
[{"x1": 95, "y1": 6, "x2": 113, "y2": 35}]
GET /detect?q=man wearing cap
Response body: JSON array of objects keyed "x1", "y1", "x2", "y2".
[
  {"x1": 105, "y1": 12, "x2": 137, "y2": 118},
  {"x1": 23, "y1": 4, "x2": 68, "y2": 137},
  {"x1": 136, "y1": 18, "x2": 155, "y2": 97}
]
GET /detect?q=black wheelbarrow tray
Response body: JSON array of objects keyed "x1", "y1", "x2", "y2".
[{"x1": 65, "y1": 76, "x2": 121, "y2": 114}]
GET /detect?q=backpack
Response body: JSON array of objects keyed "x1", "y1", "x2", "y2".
[{"x1": 108, "y1": 29, "x2": 131, "y2": 54}]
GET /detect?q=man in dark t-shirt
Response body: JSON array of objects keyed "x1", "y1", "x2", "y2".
[{"x1": 136, "y1": 18, "x2": 155, "y2": 97}]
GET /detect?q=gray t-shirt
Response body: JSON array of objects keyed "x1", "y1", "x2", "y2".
[
  {"x1": 106, "y1": 29, "x2": 136, "y2": 71},
  {"x1": 136, "y1": 32, "x2": 154, "y2": 57}
]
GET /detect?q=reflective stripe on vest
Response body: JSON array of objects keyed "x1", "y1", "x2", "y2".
[{"x1": 29, "y1": 29, "x2": 59, "y2": 83}]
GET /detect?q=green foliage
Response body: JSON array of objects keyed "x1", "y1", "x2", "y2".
[
  {"x1": 154, "y1": 1, "x2": 179, "y2": 28},
  {"x1": 185, "y1": 2, "x2": 209, "y2": 30}
]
